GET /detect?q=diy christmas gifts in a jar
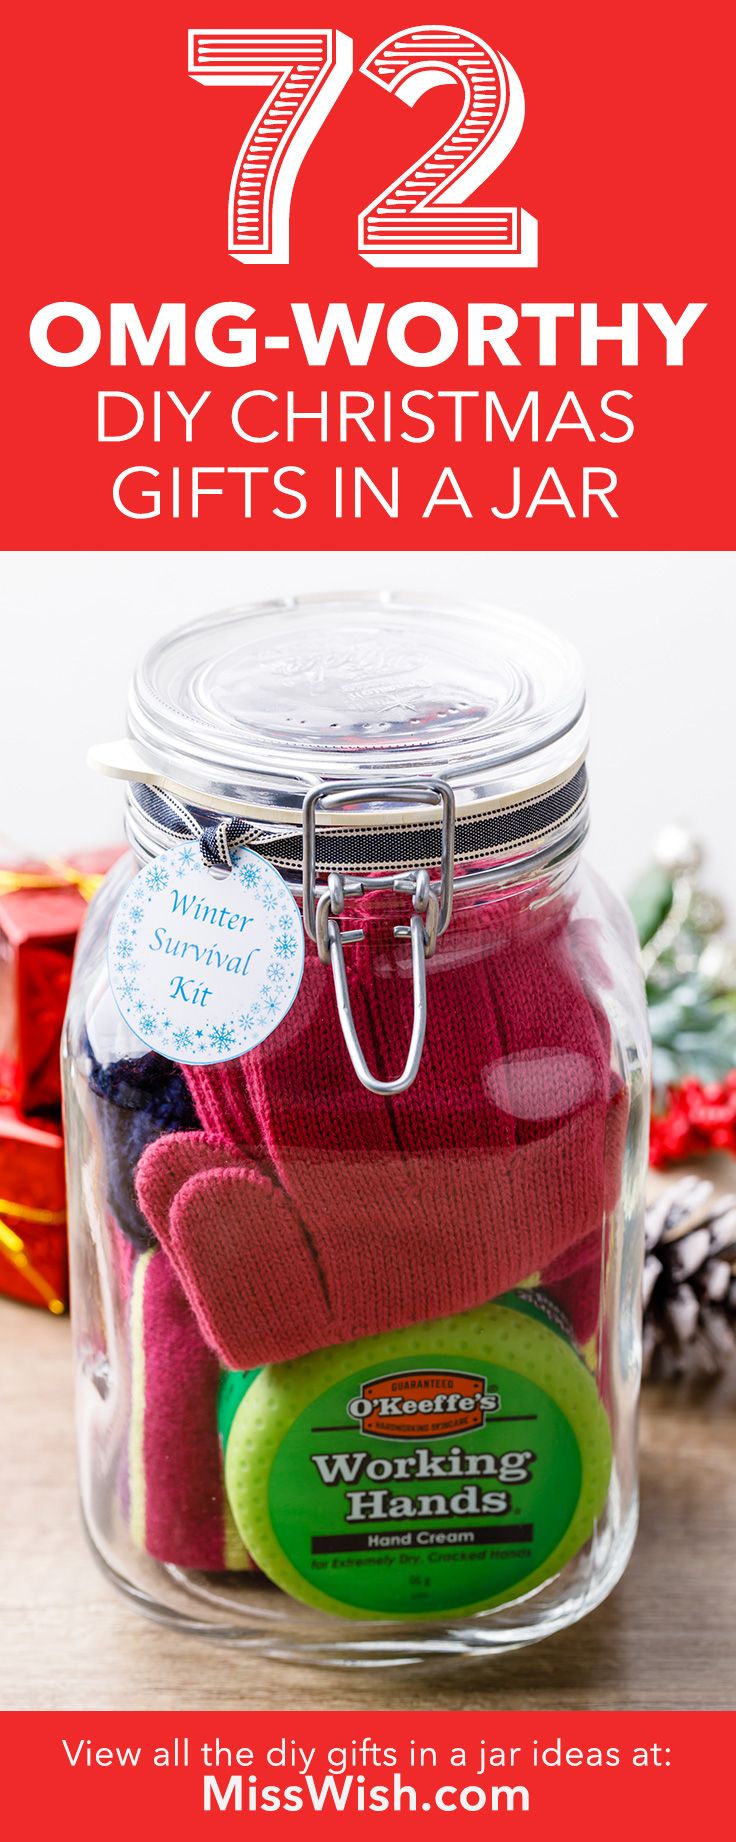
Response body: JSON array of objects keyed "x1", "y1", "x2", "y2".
[{"x1": 64, "y1": 593, "x2": 650, "y2": 1665}]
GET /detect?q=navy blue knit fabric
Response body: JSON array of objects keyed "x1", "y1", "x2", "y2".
[{"x1": 86, "y1": 1040, "x2": 197, "y2": 1248}]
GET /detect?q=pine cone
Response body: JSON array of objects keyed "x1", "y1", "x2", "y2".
[{"x1": 644, "y1": 1174, "x2": 736, "y2": 1380}]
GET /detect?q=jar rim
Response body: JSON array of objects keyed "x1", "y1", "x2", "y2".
[{"x1": 124, "y1": 590, "x2": 588, "y2": 821}]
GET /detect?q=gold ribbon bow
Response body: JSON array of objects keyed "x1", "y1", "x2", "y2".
[
  {"x1": 0, "y1": 1196, "x2": 67, "y2": 1314},
  {"x1": 0, "y1": 855, "x2": 102, "y2": 1313},
  {"x1": 0, "y1": 856, "x2": 104, "y2": 905},
  {"x1": 0, "y1": 853, "x2": 107, "y2": 1308}
]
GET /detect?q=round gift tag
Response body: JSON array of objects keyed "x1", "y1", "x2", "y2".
[
  {"x1": 108, "y1": 845, "x2": 304, "y2": 1065},
  {"x1": 221, "y1": 1294, "x2": 612, "y2": 1623}
]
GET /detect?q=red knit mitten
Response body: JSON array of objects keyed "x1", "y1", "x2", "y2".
[
  {"x1": 136, "y1": 894, "x2": 627, "y2": 1369},
  {"x1": 136, "y1": 1131, "x2": 334, "y2": 1367},
  {"x1": 136, "y1": 1107, "x2": 536, "y2": 1368}
]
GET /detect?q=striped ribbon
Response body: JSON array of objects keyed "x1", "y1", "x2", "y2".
[
  {"x1": 125, "y1": 781, "x2": 293, "y2": 874},
  {"x1": 125, "y1": 767, "x2": 589, "y2": 881}
]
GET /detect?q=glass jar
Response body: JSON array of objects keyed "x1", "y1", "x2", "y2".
[{"x1": 63, "y1": 591, "x2": 650, "y2": 1665}]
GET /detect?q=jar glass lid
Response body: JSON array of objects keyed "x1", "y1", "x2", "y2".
[{"x1": 124, "y1": 591, "x2": 587, "y2": 820}]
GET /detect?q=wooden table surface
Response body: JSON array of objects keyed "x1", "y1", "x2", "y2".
[{"x1": 1, "y1": 1300, "x2": 734, "y2": 1713}]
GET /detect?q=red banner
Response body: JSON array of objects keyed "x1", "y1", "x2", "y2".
[{"x1": 1, "y1": 1712, "x2": 732, "y2": 1836}]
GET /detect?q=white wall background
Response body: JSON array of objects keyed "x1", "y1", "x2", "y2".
[{"x1": 0, "y1": 550, "x2": 733, "y2": 911}]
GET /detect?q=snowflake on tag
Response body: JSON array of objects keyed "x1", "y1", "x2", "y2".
[
  {"x1": 209, "y1": 1021, "x2": 236, "y2": 1056},
  {"x1": 274, "y1": 930, "x2": 298, "y2": 960},
  {"x1": 145, "y1": 863, "x2": 170, "y2": 894}
]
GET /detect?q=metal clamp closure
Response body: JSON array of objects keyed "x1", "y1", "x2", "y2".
[{"x1": 302, "y1": 781, "x2": 455, "y2": 1097}]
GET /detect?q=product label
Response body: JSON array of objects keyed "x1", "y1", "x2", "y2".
[
  {"x1": 350, "y1": 1369, "x2": 498, "y2": 1441},
  {"x1": 267, "y1": 1354, "x2": 581, "y2": 1617},
  {"x1": 108, "y1": 843, "x2": 304, "y2": 1064}
]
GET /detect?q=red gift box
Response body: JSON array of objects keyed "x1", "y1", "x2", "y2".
[
  {"x1": 0, "y1": 847, "x2": 122, "y2": 1114},
  {"x1": 0, "y1": 1105, "x2": 67, "y2": 1311}
]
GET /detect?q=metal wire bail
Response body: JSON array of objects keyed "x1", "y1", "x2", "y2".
[{"x1": 302, "y1": 781, "x2": 455, "y2": 1096}]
